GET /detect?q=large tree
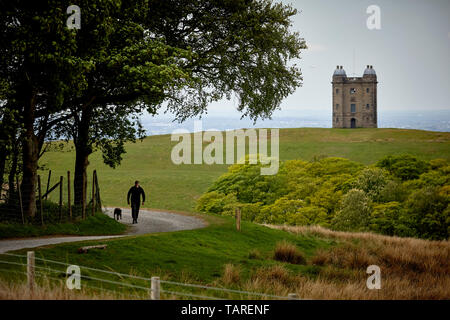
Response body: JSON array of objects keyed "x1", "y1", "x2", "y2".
[
  {"x1": 1, "y1": 0, "x2": 306, "y2": 215},
  {"x1": 0, "y1": 1, "x2": 91, "y2": 217},
  {"x1": 53, "y1": 0, "x2": 195, "y2": 205},
  {"x1": 1, "y1": 1, "x2": 194, "y2": 214},
  {"x1": 64, "y1": 0, "x2": 306, "y2": 205}
]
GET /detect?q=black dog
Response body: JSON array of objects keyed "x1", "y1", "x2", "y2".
[{"x1": 113, "y1": 208, "x2": 122, "y2": 220}]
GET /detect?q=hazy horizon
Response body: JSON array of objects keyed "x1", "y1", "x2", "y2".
[{"x1": 140, "y1": 109, "x2": 450, "y2": 135}]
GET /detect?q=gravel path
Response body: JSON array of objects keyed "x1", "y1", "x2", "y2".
[{"x1": 0, "y1": 208, "x2": 206, "y2": 253}]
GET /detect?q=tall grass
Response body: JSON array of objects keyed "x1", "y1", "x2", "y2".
[
  {"x1": 0, "y1": 279, "x2": 132, "y2": 300},
  {"x1": 256, "y1": 225, "x2": 450, "y2": 299},
  {"x1": 273, "y1": 241, "x2": 306, "y2": 265}
]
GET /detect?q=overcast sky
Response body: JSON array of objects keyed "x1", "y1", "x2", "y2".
[{"x1": 150, "y1": 0, "x2": 450, "y2": 121}]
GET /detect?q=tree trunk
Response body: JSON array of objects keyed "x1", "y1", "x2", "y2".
[
  {"x1": 22, "y1": 133, "x2": 39, "y2": 217},
  {"x1": 0, "y1": 144, "x2": 6, "y2": 197},
  {"x1": 73, "y1": 107, "x2": 93, "y2": 206},
  {"x1": 21, "y1": 93, "x2": 38, "y2": 218},
  {"x1": 74, "y1": 147, "x2": 90, "y2": 206},
  {"x1": 7, "y1": 142, "x2": 19, "y2": 204}
]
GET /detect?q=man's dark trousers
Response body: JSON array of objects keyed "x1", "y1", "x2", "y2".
[{"x1": 131, "y1": 202, "x2": 140, "y2": 223}]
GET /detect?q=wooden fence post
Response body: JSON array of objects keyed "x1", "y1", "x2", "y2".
[
  {"x1": 67, "y1": 171, "x2": 72, "y2": 221},
  {"x1": 91, "y1": 170, "x2": 96, "y2": 216},
  {"x1": 45, "y1": 170, "x2": 51, "y2": 200},
  {"x1": 151, "y1": 276, "x2": 160, "y2": 300},
  {"x1": 59, "y1": 176, "x2": 63, "y2": 222},
  {"x1": 235, "y1": 208, "x2": 241, "y2": 231},
  {"x1": 37, "y1": 175, "x2": 43, "y2": 226},
  {"x1": 94, "y1": 170, "x2": 101, "y2": 211},
  {"x1": 27, "y1": 251, "x2": 35, "y2": 294},
  {"x1": 16, "y1": 177, "x2": 24, "y2": 225}
]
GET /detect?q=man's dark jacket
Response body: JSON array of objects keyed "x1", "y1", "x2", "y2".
[{"x1": 127, "y1": 186, "x2": 145, "y2": 204}]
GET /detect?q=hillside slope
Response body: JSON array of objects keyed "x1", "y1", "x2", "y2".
[{"x1": 39, "y1": 128, "x2": 450, "y2": 211}]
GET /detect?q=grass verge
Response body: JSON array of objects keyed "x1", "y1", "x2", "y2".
[{"x1": 0, "y1": 213, "x2": 127, "y2": 239}]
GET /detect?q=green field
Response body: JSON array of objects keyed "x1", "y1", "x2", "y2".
[{"x1": 39, "y1": 128, "x2": 450, "y2": 212}]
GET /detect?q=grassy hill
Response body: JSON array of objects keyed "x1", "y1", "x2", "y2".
[{"x1": 39, "y1": 128, "x2": 450, "y2": 212}]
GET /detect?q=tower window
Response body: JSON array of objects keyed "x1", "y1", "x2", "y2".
[
  {"x1": 366, "y1": 104, "x2": 370, "y2": 109},
  {"x1": 366, "y1": 88, "x2": 370, "y2": 93},
  {"x1": 351, "y1": 104, "x2": 356, "y2": 113},
  {"x1": 336, "y1": 89, "x2": 339, "y2": 94},
  {"x1": 336, "y1": 104, "x2": 339, "y2": 109},
  {"x1": 350, "y1": 88, "x2": 356, "y2": 94}
]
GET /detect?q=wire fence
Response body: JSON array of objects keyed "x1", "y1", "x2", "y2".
[
  {"x1": 0, "y1": 169, "x2": 102, "y2": 225},
  {"x1": 0, "y1": 252, "x2": 300, "y2": 300}
]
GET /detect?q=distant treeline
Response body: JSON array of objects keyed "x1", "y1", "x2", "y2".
[{"x1": 197, "y1": 155, "x2": 449, "y2": 240}]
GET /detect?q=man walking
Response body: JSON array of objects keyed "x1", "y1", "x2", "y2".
[{"x1": 127, "y1": 181, "x2": 146, "y2": 224}]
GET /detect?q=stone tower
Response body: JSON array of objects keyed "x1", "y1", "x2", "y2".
[{"x1": 332, "y1": 65, "x2": 378, "y2": 128}]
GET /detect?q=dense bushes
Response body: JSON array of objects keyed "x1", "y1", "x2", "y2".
[{"x1": 196, "y1": 155, "x2": 450, "y2": 240}]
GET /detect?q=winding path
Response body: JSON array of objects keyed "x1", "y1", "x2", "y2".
[{"x1": 0, "y1": 208, "x2": 206, "y2": 253}]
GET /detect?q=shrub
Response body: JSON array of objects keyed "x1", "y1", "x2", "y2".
[
  {"x1": 222, "y1": 264, "x2": 240, "y2": 285},
  {"x1": 257, "y1": 198, "x2": 304, "y2": 224},
  {"x1": 370, "y1": 202, "x2": 405, "y2": 236},
  {"x1": 238, "y1": 203, "x2": 262, "y2": 222},
  {"x1": 195, "y1": 191, "x2": 237, "y2": 215},
  {"x1": 287, "y1": 206, "x2": 329, "y2": 227},
  {"x1": 253, "y1": 265, "x2": 293, "y2": 287},
  {"x1": 332, "y1": 189, "x2": 372, "y2": 232},
  {"x1": 196, "y1": 156, "x2": 449, "y2": 240},
  {"x1": 379, "y1": 180, "x2": 408, "y2": 203},
  {"x1": 353, "y1": 167, "x2": 388, "y2": 201},
  {"x1": 402, "y1": 187, "x2": 449, "y2": 240},
  {"x1": 273, "y1": 241, "x2": 306, "y2": 265},
  {"x1": 376, "y1": 155, "x2": 429, "y2": 181}
]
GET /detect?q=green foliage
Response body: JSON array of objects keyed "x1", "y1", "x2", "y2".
[
  {"x1": 197, "y1": 155, "x2": 450, "y2": 240},
  {"x1": 378, "y1": 180, "x2": 408, "y2": 203},
  {"x1": 258, "y1": 197, "x2": 304, "y2": 224},
  {"x1": 332, "y1": 189, "x2": 372, "y2": 232},
  {"x1": 198, "y1": 157, "x2": 362, "y2": 224},
  {"x1": 371, "y1": 202, "x2": 404, "y2": 236},
  {"x1": 289, "y1": 206, "x2": 329, "y2": 227},
  {"x1": 402, "y1": 187, "x2": 449, "y2": 240},
  {"x1": 353, "y1": 167, "x2": 388, "y2": 201},
  {"x1": 196, "y1": 191, "x2": 238, "y2": 216},
  {"x1": 376, "y1": 155, "x2": 429, "y2": 180}
]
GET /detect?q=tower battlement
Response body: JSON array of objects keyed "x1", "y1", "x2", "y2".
[{"x1": 332, "y1": 65, "x2": 378, "y2": 128}]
